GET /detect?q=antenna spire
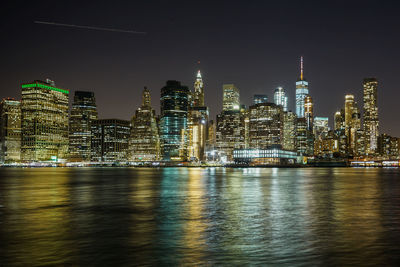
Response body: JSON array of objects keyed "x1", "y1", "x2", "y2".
[{"x1": 300, "y1": 56, "x2": 304, "y2": 81}]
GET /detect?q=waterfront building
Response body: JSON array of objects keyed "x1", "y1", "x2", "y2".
[
  {"x1": 304, "y1": 95, "x2": 313, "y2": 131},
  {"x1": 378, "y1": 133, "x2": 399, "y2": 160},
  {"x1": 69, "y1": 91, "x2": 98, "y2": 162},
  {"x1": 363, "y1": 78, "x2": 379, "y2": 156},
  {"x1": 282, "y1": 111, "x2": 297, "y2": 151},
  {"x1": 233, "y1": 146, "x2": 297, "y2": 165},
  {"x1": 222, "y1": 84, "x2": 240, "y2": 111},
  {"x1": 130, "y1": 87, "x2": 160, "y2": 162},
  {"x1": 160, "y1": 80, "x2": 190, "y2": 161},
  {"x1": 295, "y1": 56, "x2": 309, "y2": 118},
  {"x1": 273, "y1": 87, "x2": 288, "y2": 111},
  {"x1": 314, "y1": 130, "x2": 339, "y2": 158},
  {"x1": 296, "y1": 118, "x2": 308, "y2": 155},
  {"x1": 91, "y1": 119, "x2": 130, "y2": 162},
  {"x1": 21, "y1": 80, "x2": 69, "y2": 162},
  {"x1": 248, "y1": 103, "x2": 283, "y2": 149},
  {"x1": 253, "y1": 94, "x2": 268, "y2": 105},
  {"x1": 0, "y1": 98, "x2": 21, "y2": 163}
]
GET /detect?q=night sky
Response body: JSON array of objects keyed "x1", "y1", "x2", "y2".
[{"x1": 1, "y1": 1, "x2": 400, "y2": 136}]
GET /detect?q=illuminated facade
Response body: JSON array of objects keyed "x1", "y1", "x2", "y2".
[
  {"x1": 160, "y1": 80, "x2": 190, "y2": 161},
  {"x1": 222, "y1": 84, "x2": 240, "y2": 111},
  {"x1": 313, "y1": 117, "x2": 329, "y2": 138},
  {"x1": 314, "y1": 130, "x2": 339, "y2": 158},
  {"x1": 344, "y1": 94, "x2": 361, "y2": 156},
  {"x1": 363, "y1": 78, "x2": 379, "y2": 156},
  {"x1": 21, "y1": 80, "x2": 69, "y2": 162},
  {"x1": 0, "y1": 98, "x2": 21, "y2": 163},
  {"x1": 282, "y1": 111, "x2": 297, "y2": 151},
  {"x1": 130, "y1": 87, "x2": 160, "y2": 162},
  {"x1": 304, "y1": 95, "x2": 313, "y2": 131},
  {"x1": 334, "y1": 109, "x2": 345, "y2": 131},
  {"x1": 233, "y1": 147, "x2": 297, "y2": 165},
  {"x1": 273, "y1": 87, "x2": 288, "y2": 111},
  {"x1": 193, "y1": 70, "x2": 204, "y2": 107},
  {"x1": 295, "y1": 56, "x2": 309, "y2": 118},
  {"x1": 248, "y1": 103, "x2": 283, "y2": 149},
  {"x1": 69, "y1": 91, "x2": 98, "y2": 162},
  {"x1": 378, "y1": 133, "x2": 399, "y2": 160},
  {"x1": 91, "y1": 119, "x2": 130, "y2": 162},
  {"x1": 253, "y1": 94, "x2": 268, "y2": 105}
]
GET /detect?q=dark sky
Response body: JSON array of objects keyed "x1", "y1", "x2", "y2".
[{"x1": 1, "y1": 0, "x2": 400, "y2": 136}]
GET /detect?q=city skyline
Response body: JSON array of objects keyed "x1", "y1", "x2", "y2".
[{"x1": 1, "y1": 1, "x2": 400, "y2": 137}]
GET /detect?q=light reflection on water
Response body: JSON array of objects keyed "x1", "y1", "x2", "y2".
[{"x1": 1, "y1": 167, "x2": 400, "y2": 265}]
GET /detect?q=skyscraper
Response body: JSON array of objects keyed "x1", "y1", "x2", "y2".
[
  {"x1": 222, "y1": 84, "x2": 240, "y2": 111},
  {"x1": 363, "y1": 78, "x2": 379, "y2": 156},
  {"x1": 274, "y1": 87, "x2": 288, "y2": 111},
  {"x1": 304, "y1": 95, "x2": 313, "y2": 131},
  {"x1": 91, "y1": 119, "x2": 130, "y2": 163},
  {"x1": 69, "y1": 91, "x2": 98, "y2": 162},
  {"x1": 193, "y1": 70, "x2": 204, "y2": 107},
  {"x1": 130, "y1": 87, "x2": 160, "y2": 162},
  {"x1": 313, "y1": 117, "x2": 329, "y2": 138},
  {"x1": 282, "y1": 111, "x2": 297, "y2": 151},
  {"x1": 344, "y1": 94, "x2": 361, "y2": 156},
  {"x1": 0, "y1": 98, "x2": 21, "y2": 163},
  {"x1": 21, "y1": 80, "x2": 69, "y2": 162},
  {"x1": 160, "y1": 80, "x2": 190, "y2": 161},
  {"x1": 295, "y1": 56, "x2": 309, "y2": 118}
]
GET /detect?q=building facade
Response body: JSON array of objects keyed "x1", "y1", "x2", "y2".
[
  {"x1": 363, "y1": 78, "x2": 379, "y2": 156},
  {"x1": 222, "y1": 84, "x2": 240, "y2": 111},
  {"x1": 21, "y1": 80, "x2": 69, "y2": 162},
  {"x1": 253, "y1": 94, "x2": 268, "y2": 105},
  {"x1": 0, "y1": 98, "x2": 21, "y2": 163},
  {"x1": 91, "y1": 119, "x2": 130, "y2": 162},
  {"x1": 130, "y1": 87, "x2": 160, "y2": 162},
  {"x1": 160, "y1": 80, "x2": 190, "y2": 161},
  {"x1": 295, "y1": 56, "x2": 309, "y2": 118},
  {"x1": 69, "y1": 91, "x2": 98, "y2": 162},
  {"x1": 273, "y1": 87, "x2": 288, "y2": 111}
]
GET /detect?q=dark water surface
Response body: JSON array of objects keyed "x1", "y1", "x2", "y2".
[{"x1": 1, "y1": 167, "x2": 400, "y2": 266}]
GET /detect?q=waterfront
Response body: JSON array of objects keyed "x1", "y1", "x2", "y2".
[{"x1": 1, "y1": 167, "x2": 400, "y2": 266}]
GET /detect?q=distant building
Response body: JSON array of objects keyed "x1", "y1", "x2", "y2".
[
  {"x1": 253, "y1": 94, "x2": 268, "y2": 105},
  {"x1": 295, "y1": 56, "x2": 309, "y2": 118},
  {"x1": 69, "y1": 91, "x2": 98, "y2": 162},
  {"x1": 313, "y1": 117, "x2": 329, "y2": 138},
  {"x1": 160, "y1": 80, "x2": 190, "y2": 161},
  {"x1": 334, "y1": 109, "x2": 345, "y2": 131},
  {"x1": 130, "y1": 87, "x2": 160, "y2": 162},
  {"x1": 273, "y1": 87, "x2": 288, "y2": 111},
  {"x1": 222, "y1": 84, "x2": 240, "y2": 111},
  {"x1": 193, "y1": 70, "x2": 204, "y2": 107},
  {"x1": 304, "y1": 95, "x2": 313, "y2": 131},
  {"x1": 282, "y1": 111, "x2": 297, "y2": 151},
  {"x1": 21, "y1": 80, "x2": 69, "y2": 162},
  {"x1": 344, "y1": 94, "x2": 361, "y2": 156},
  {"x1": 0, "y1": 98, "x2": 21, "y2": 163},
  {"x1": 91, "y1": 119, "x2": 130, "y2": 162},
  {"x1": 363, "y1": 78, "x2": 379, "y2": 156},
  {"x1": 378, "y1": 133, "x2": 399, "y2": 160},
  {"x1": 233, "y1": 147, "x2": 297, "y2": 165}
]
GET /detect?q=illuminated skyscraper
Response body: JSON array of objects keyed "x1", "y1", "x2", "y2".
[
  {"x1": 0, "y1": 98, "x2": 21, "y2": 163},
  {"x1": 160, "y1": 80, "x2": 190, "y2": 161},
  {"x1": 253, "y1": 94, "x2": 268, "y2": 105},
  {"x1": 344, "y1": 94, "x2": 361, "y2": 156},
  {"x1": 295, "y1": 56, "x2": 309, "y2": 118},
  {"x1": 193, "y1": 70, "x2": 204, "y2": 107},
  {"x1": 249, "y1": 103, "x2": 283, "y2": 149},
  {"x1": 313, "y1": 117, "x2": 329, "y2": 138},
  {"x1": 274, "y1": 87, "x2": 288, "y2": 111},
  {"x1": 130, "y1": 87, "x2": 160, "y2": 162},
  {"x1": 91, "y1": 119, "x2": 130, "y2": 162},
  {"x1": 222, "y1": 84, "x2": 240, "y2": 111},
  {"x1": 304, "y1": 95, "x2": 313, "y2": 131},
  {"x1": 21, "y1": 80, "x2": 69, "y2": 162},
  {"x1": 363, "y1": 78, "x2": 379, "y2": 156},
  {"x1": 334, "y1": 109, "x2": 345, "y2": 131},
  {"x1": 69, "y1": 91, "x2": 98, "y2": 162},
  {"x1": 282, "y1": 111, "x2": 297, "y2": 151}
]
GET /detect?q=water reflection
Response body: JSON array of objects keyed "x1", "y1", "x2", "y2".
[{"x1": 1, "y1": 167, "x2": 400, "y2": 265}]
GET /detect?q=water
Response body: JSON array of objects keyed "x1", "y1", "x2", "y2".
[{"x1": 1, "y1": 167, "x2": 400, "y2": 266}]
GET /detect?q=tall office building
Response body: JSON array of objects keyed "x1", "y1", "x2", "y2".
[
  {"x1": 363, "y1": 78, "x2": 379, "y2": 156},
  {"x1": 283, "y1": 111, "x2": 297, "y2": 151},
  {"x1": 253, "y1": 94, "x2": 268, "y2": 105},
  {"x1": 193, "y1": 70, "x2": 204, "y2": 107},
  {"x1": 21, "y1": 80, "x2": 69, "y2": 162},
  {"x1": 344, "y1": 94, "x2": 361, "y2": 156},
  {"x1": 274, "y1": 87, "x2": 288, "y2": 111},
  {"x1": 248, "y1": 103, "x2": 283, "y2": 149},
  {"x1": 304, "y1": 95, "x2": 313, "y2": 131},
  {"x1": 313, "y1": 117, "x2": 329, "y2": 138},
  {"x1": 295, "y1": 56, "x2": 309, "y2": 118},
  {"x1": 160, "y1": 80, "x2": 190, "y2": 161},
  {"x1": 334, "y1": 109, "x2": 345, "y2": 131},
  {"x1": 69, "y1": 91, "x2": 98, "y2": 162},
  {"x1": 0, "y1": 98, "x2": 21, "y2": 163},
  {"x1": 222, "y1": 84, "x2": 240, "y2": 111},
  {"x1": 91, "y1": 119, "x2": 130, "y2": 162},
  {"x1": 130, "y1": 87, "x2": 160, "y2": 162}
]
